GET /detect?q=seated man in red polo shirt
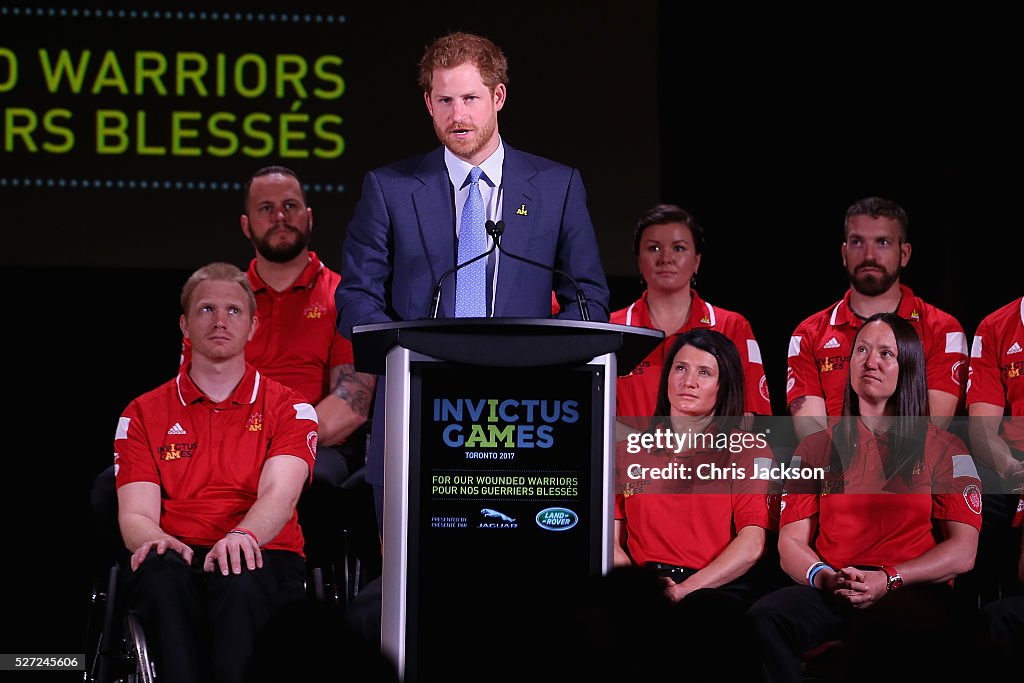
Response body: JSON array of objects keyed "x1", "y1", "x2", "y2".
[
  {"x1": 786, "y1": 196, "x2": 967, "y2": 442},
  {"x1": 187, "y1": 165, "x2": 376, "y2": 486},
  {"x1": 966, "y1": 295, "x2": 1024, "y2": 617},
  {"x1": 115, "y1": 263, "x2": 319, "y2": 683}
]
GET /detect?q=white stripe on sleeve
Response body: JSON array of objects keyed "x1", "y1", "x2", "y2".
[
  {"x1": 294, "y1": 402, "x2": 319, "y2": 423},
  {"x1": 115, "y1": 416, "x2": 130, "y2": 440},
  {"x1": 952, "y1": 454, "x2": 980, "y2": 479},
  {"x1": 970, "y1": 335, "x2": 983, "y2": 359},
  {"x1": 787, "y1": 336, "x2": 802, "y2": 358},
  {"x1": 747, "y1": 339, "x2": 763, "y2": 365},
  {"x1": 946, "y1": 331, "x2": 967, "y2": 355}
]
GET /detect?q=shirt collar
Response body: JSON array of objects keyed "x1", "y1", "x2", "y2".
[
  {"x1": 684, "y1": 289, "x2": 714, "y2": 328},
  {"x1": 176, "y1": 363, "x2": 261, "y2": 406},
  {"x1": 444, "y1": 138, "x2": 504, "y2": 190},
  {"x1": 834, "y1": 284, "x2": 917, "y2": 327},
  {"x1": 630, "y1": 289, "x2": 714, "y2": 331},
  {"x1": 247, "y1": 252, "x2": 323, "y2": 293}
]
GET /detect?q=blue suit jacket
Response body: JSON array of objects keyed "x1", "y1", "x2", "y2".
[
  {"x1": 336, "y1": 143, "x2": 610, "y2": 336},
  {"x1": 336, "y1": 143, "x2": 610, "y2": 492}
]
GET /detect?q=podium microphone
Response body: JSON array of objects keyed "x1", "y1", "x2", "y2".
[
  {"x1": 485, "y1": 219, "x2": 590, "y2": 321},
  {"x1": 429, "y1": 240, "x2": 497, "y2": 319}
]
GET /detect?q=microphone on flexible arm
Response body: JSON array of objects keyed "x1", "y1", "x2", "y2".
[
  {"x1": 485, "y1": 219, "x2": 590, "y2": 322},
  {"x1": 429, "y1": 240, "x2": 498, "y2": 319}
]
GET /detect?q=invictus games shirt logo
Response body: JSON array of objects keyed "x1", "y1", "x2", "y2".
[
  {"x1": 246, "y1": 412, "x2": 263, "y2": 432},
  {"x1": 158, "y1": 442, "x2": 197, "y2": 461},
  {"x1": 818, "y1": 355, "x2": 848, "y2": 374},
  {"x1": 1002, "y1": 361, "x2": 1023, "y2": 380},
  {"x1": 304, "y1": 303, "x2": 326, "y2": 319},
  {"x1": 627, "y1": 360, "x2": 651, "y2": 377},
  {"x1": 821, "y1": 479, "x2": 847, "y2": 496},
  {"x1": 622, "y1": 481, "x2": 642, "y2": 497}
]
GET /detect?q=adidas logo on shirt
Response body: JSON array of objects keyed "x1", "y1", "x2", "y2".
[
  {"x1": 167, "y1": 422, "x2": 187, "y2": 435},
  {"x1": 823, "y1": 337, "x2": 841, "y2": 349},
  {"x1": 1008, "y1": 342, "x2": 1022, "y2": 355}
]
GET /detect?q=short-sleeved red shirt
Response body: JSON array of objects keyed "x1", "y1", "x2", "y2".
[
  {"x1": 611, "y1": 290, "x2": 771, "y2": 418},
  {"x1": 114, "y1": 364, "x2": 319, "y2": 555},
  {"x1": 615, "y1": 434, "x2": 774, "y2": 569},
  {"x1": 967, "y1": 296, "x2": 1024, "y2": 450},
  {"x1": 787, "y1": 285, "x2": 968, "y2": 414},
  {"x1": 781, "y1": 422, "x2": 983, "y2": 569}
]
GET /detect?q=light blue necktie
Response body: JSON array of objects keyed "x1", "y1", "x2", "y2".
[{"x1": 455, "y1": 166, "x2": 487, "y2": 317}]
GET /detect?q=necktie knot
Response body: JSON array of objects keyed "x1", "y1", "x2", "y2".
[{"x1": 468, "y1": 166, "x2": 483, "y2": 185}]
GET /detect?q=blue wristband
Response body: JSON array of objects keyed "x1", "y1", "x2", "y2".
[
  {"x1": 805, "y1": 560, "x2": 825, "y2": 583},
  {"x1": 807, "y1": 563, "x2": 833, "y2": 588}
]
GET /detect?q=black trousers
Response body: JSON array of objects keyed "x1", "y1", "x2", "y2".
[
  {"x1": 971, "y1": 451, "x2": 1024, "y2": 602},
  {"x1": 672, "y1": 583, "x2": 764, "y2": 680},
  {"x1": 625, "y1": 564, "x2": 764, "y2": 679},
  {"x1": 749, "y1": 583, "x2": 969, "y2": 683},
  {"x1": 125, "y1": 547, "x2": 305, "y2": 683},
  {"x1": 978, "y1": 594, "x2": 1024, "y2": 677}
]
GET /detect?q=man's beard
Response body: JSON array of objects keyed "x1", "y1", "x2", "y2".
[
  {"x1": 435, "y1": 116, "x2": 496, "y2": 161},
  {"x1": 253, "y1": 224, "x2": 309, "y2": 263},
  {"x1": 848, "y1": 262, "x2": 900, "y2": 296}
]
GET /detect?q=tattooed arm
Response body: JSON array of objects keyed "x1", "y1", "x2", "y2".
[
  {"x1": 789, "y1": 395, "x2": 828, "y2": 444},
  {"x1": 314, "y1": 364, "x2": 377, "y2": 446}
]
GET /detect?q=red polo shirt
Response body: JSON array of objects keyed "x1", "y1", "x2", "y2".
[
  {"x1": 786, "y1": 285, "x2": 967, "y2": 415},
  {"x1": 614, "y1": 434, "x2": 774, "y2": 569},
  {"x1": 967, "y1": 296, "x2": 1024, "y2": 450},
  {"x1": 611, "y1": 290, "x2": 772, "y2": 418},
  {"x1": 114, "y1": 364, "x2": 319, "y2": 555},
  {"x1": 781, "y1": 422, "x2": 983, "y2": 569}
]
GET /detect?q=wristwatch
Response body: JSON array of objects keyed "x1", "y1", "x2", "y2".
[{"x1": 881, "y1": 565, "x2": 903, "y2": 591}]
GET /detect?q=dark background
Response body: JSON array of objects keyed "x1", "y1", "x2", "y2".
[{"x1": 1, "y1": 1, "x2": 1018, "y2": 659}]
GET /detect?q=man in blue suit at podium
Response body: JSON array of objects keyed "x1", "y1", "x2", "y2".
[{"x1": 336, "y1": 31, "x2": 610, "y2": 531}]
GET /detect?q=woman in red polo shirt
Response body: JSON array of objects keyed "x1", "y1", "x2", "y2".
[
  {"x1": 614, "y1": 328, "x2": 773, "y2": 678},
  {"x1": 749, "y1": 313, "x2": 982, "y2": 683},
  {"x1": 611, "y1": 204, "x2": 772, "y2": 419}
]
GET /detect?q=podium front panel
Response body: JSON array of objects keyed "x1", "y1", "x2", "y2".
[{"x1": 381, "y1": 348, "x2": 614, "y2": 682}]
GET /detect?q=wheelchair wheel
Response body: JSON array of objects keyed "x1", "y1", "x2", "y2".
[
  {"x1": 123, "y1": 611, "x2": 155, "y2": 683},
  {"x1": 83, "y1": 564, "x2": 157, "y2": 683},
  {"x1": 83, "y1": 566, "x2": 119, "y2": 682},
  {"x1": 102, "y1": 610, "x2": 156, "y2": 683}
]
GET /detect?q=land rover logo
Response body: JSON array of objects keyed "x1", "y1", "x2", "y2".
[{"x1": 535, "y1": 507, "x2": 578, "y2": 531}]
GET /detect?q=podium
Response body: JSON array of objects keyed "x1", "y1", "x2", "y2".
[{"x1": 352, "y1": 318, "x2": 662, "y2": 682}]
